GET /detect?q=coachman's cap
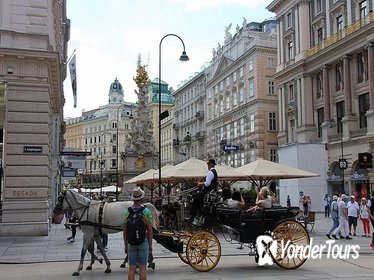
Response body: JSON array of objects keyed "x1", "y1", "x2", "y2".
[
  {"x1": 131, "y1": 187, "x2": 145, "y2": 201},
  {"x1": 207, "y1": 159, "x2": 216, "y2": 165}
]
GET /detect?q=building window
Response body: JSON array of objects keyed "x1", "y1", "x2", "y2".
[
  {"x1": 288, "y1": 41, "x2": 294, "y2": 60},
  {"x1": 316, "y1": 0, "x2": 322, "y2": 13},
  {"x1": 267, "y1": 57, "x2": 275, "y2": 68},
  {"x1": 233, "y1": 120, "x2": 238, "y2": 138},
  {"x1": 317, "y1": 107, "x2": 324, "y2": 138},
  {"x1": 268, "y1": 80, "x2": 275, "y2": 95},
  {"x1": 111, "y1": 159, "x2": 117, "y2": 168},
  {"x1": 337, "y1": 15, "x2": 343, "y2": 32},
  {"x1": 239, "y1": 86, "x2": 244, "y2": 102},
  {"x1": 249, "y1": 114, "x2": 255, "y2": 133},
  {"x1": 317, "y1": 27, "x2": 323, "y2": 44},
  {"x1": 233, "y1": 89, "x2": 237, "y2": 106},
  {"x1": 220, "y1": 100, "x2": 223, "y2": 113},
  {"x1": 359, "y1": 93, "x2": 369, "y2": 128},
  {"x1": 226, "y1": 96, "x2": 230, "y2": 110},
  {"x1": 288, "y1": 84, "x2": 294, "y2": 101},
  {"x1": 240, "y1": 118, "x2": 245, "y2": 136},
  {"x1": 226, "y1": 76, "x2": 230, "y2": 88},
  {"x1": 335, "y1": 63, "x2": 342, "y2": 90},
  {"x1": 233, "y1": 71, "x2": 237, "y2": 82},
  {"x1": 241, "y1": 152, "x2": 245, "y2": 166},
  {"x1": 112, "y1": 145, "x2": 117, "y2": 154},
  {"x1": 290, "y1": 119, "x2": 296, "y2": 142},
  {"x1": 316, "y1": 73, "x2": 322, "y2": 99},
  {"x1": 336, "y1": 101, "x2": 345, "y2": 134},
  {"x1": 359, "y1": 1, "x2": 368, "y2": 20},
  {"x1": 270, "y1": 148, "x2": 278, "y2": 163},
  {"x1": 226, "y1": 124, "x2": 231, "y2": 140},
  {"x1": 239, "y1": 66, "x2": 244, "y2": 78},
  {"x1": 220, "y1": 81, "x2": 224, "y2": 91},
  {"x1": 268, "y1": 112, "x2": 277, "y2": 131},
  {"x1": 287, "y1": 12, "x2": 292, "y2": 28},
  {"x1": 249, "y1": 79, "x2": 254, "y2": 97},
  {"x1": 357, "y1": 53, "x2": 365, "y2": 83},
  {"x1": 249, "y1": 60, "x2": 253, "y2": 71}
]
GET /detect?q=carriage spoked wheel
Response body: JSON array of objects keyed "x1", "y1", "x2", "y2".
[
  {"x1": 186, "y1": 230, "x2": 221, "y2": 272},
  {"x1": 271, "y1": 220, "x2": 310, "y2": 270},
  {"x1": 178, "y1": 230, "x2": 194, "y2": 264}
]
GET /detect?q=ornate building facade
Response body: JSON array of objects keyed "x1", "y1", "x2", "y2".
[
  {"x1": 204, "y1": 19, "x2": 279, "y2": 167},
  {"x1": 0, "y1": 0, "x2": 69, "y2": 235},
  {"x1": 268, "y1": 0, "x2": 374, "y2": 210},
  {"x1": 65, "y1": 79, "x2": 134, "y2": 190}
]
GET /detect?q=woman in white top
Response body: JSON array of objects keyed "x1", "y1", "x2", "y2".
[
  {"x1": 247, "y1": 186, "x2": 272, "y2": 212},
  {"x1": 360, "y1": 198, "x2": 371, "y2": 237},
  {"x1": 227, "y1": 191, "x2": 245, "y2": 209}
]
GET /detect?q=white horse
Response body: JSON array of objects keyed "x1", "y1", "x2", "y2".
[{"x1": 53, "y1": 190, "x2": 159, "y2": 276}]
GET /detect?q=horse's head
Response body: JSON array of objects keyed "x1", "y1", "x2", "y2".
[{"x1": 53, "y1": 191, "x2": 68, "y2": 215}]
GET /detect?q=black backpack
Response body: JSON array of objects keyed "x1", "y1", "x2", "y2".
[{"x1": 126, "y1": 206, "x2": 146, "y2": 245}]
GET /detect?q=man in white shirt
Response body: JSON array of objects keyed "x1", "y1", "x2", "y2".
[
  {"x1": 347, "y1": 195, "x2": 360, "y2": 236},
  {"x1": 332, "y1": 194, "x2": 352, "y2": 240}
]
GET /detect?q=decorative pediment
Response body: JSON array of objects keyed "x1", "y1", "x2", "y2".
[{"x1": 213, "y1": 55, "x2": 234, "y2": 79}]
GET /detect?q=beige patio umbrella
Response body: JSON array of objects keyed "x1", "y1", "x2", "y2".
[
  {"x1": 236, "y1": 158, "x2": 320, "y2": 187},
  {"x1": 125, "y1": 168, "x2": 158, "y2": 184}
]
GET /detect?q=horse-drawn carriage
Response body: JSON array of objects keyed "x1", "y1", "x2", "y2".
[{"x1": 157, "y1": 190, "x2": 310, "y2": 272}]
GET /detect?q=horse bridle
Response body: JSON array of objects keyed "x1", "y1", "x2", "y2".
[{"x1": 54, "y1": 191, "x2": 90, "y2": 222}]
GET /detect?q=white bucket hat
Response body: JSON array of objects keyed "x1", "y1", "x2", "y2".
[{"x1": 131, "y1": 187, "x2": 145, "y2": 201}]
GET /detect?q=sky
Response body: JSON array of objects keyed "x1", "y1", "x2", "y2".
[{"x1": 63, "y1": 0, "x2": 274, "y2": 118}]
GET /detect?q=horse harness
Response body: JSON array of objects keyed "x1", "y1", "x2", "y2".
[{"x1": 61, "y1": 192, "x2": 122, "y2": 233}]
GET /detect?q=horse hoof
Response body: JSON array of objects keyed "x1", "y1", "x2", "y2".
[
  {"x1": 148, "y1": 262, "x2": 155, "y2": 270},
  {"x1": 99, "y1": 258, "x2": 103, "y2": 264},
  {"x1": 104, "y1": 268, "x2": 111, "y2": 274},
  {"x1": 72, "y1": 272, "x2": 80, "y2": 276},
  {"x1": 120, "y1": 262, "x2": 126, "y2": 268},
  {"x1": 86, "y1": 266, "x2": 92, "y2": 270}
]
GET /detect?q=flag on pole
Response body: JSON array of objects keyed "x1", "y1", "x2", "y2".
[{"x1": 68, "y1": 53, "x2": 77, "y2": 108}]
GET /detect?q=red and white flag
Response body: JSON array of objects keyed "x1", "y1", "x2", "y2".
[{"x1": 68, "y1": 53, "x2": 77, "y2": 107}]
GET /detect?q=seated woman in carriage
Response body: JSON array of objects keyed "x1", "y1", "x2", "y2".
[
  {"x1": 227, "y1": 191, "x2": 246, "y2": 209},
  {"x1": 247, "y1": 186, "x2": 272, "y2": 212}
]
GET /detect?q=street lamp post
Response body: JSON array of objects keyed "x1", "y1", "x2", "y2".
[
  {"x1": 158, "y1": 34, "x2": 189, "y2": 196},
  {"x1": 116, "y1": 104, "x2": 133, "y2": 201},
  {"x1": 99, "y1": 153, "x2": 104, "y2": 196}
]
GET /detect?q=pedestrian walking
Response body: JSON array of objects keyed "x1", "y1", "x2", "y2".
[
  {"x1": 324, "y1": 194, "x2": 331, "y2": 218},
  {"x1": 359, "y1": 198, "x2": 371, "y2": 237},
  {"x1": 122, "y1": 187, "x2": 153, "y2": 280},
  {"x1": 347, "y1": 195, "x2": 359, "y2": 236},
  {"x1": 286, "y1": 195, "x2": 291, "y2": 207},
  {"x1": 332, "y1": 194, "x2": 352, "y2": 240},
  {"x1": 326, "y1": 195, "x2": 339, "y2": 239}
]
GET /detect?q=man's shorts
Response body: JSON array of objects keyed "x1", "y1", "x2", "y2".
[
  {"x1": 348, "y1": 216, "x2": 357, "y2": 227},
  {"x1": 128, "y1": 239, "x2": 149, "y2": 266}
]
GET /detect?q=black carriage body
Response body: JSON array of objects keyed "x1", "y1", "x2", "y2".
[{"x1": 211, "y1": 206, "x2": 300, "y2": 243}]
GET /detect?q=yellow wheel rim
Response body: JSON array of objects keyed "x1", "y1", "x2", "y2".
[
  {"x1": 186, "y1": 231, "x2": 221, "y2": 272},
  {"x1": 271, "y1": 220, "x2": 310, "y2": 269}
]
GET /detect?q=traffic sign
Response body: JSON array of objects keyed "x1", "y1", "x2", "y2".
[
  {"x1": 339, "y1": 159, "x2": 348, "y2": 170},
  {"x1": 299, "y1": 191, "x2": 304, "y2": 197}
]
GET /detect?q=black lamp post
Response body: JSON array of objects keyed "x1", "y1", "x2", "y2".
[
  {"x1": 116, "y1": 103, "x2": 133, "y2": 201},
  {"x1": 99, "y1": 153, "x2": 104, "y2": 196},
  {"x1": 158, "y1": 34, "x2": 189, "y2": 196}
]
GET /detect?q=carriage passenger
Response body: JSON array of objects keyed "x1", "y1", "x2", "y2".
[
  {"x1": 220, "y1": 188, "x2": 232, "y2": 204},
  {"x1": 246, "y1": 187, "x2": 272, "y2": 212},
  {"x1": 227, "y1": 191, "x2": 245, "y2": 209}
]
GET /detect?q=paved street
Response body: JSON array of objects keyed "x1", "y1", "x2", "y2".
[{"x1": 0, "y1": 213, "x2": 373, "y2": 279}]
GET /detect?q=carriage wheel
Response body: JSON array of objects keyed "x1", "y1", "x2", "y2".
[
  {"x1": 186, "y1": 230, "x2": 221, "y2": 272},
  {"x1": 271, "y1": 220, "x2": 310, "y2": 270},
  {"x1": 178, "y1": 230, "x2": 194, "y2": 264}
]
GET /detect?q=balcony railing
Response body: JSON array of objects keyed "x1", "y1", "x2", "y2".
[{"x1": 307, "y1": 13, "x2": 374, "y2": 57}]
